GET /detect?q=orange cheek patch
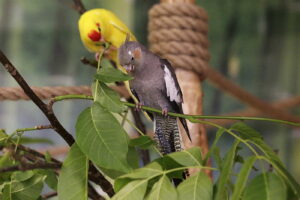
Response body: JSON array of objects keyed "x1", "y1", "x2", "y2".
[
  {"x1": 133, "y1": 48, "x2": 141, "y2": 59},
  {"x1": 88, "y1": 30, "x2": 102, "y2": 41}
]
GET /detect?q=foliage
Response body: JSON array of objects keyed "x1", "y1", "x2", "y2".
[{"x1": 1, "y1": 62, "x2": 299, "y2": 200}]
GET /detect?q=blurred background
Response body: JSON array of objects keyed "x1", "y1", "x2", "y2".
[{"x1": 0, "y1": 0, "x2": 299, "y2": 181}]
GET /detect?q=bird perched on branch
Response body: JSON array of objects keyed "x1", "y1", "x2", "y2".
[
  {"x1": 118, "y1": 37, "x2": 191, "y2": 155},
  {"x1": 78, "y1": 8, "x2": 136, "y2": 67}
]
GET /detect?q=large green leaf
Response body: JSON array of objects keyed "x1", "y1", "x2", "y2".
[
  {"x1": 166, "y1": 147, "x2": 202, "y2": 167},
  {"x1": 243, "y1": 173, "x2": 286, "y2": 200},
  {"x1": 231, "y1": 156, "x2": 257, "y2": 200},
  {"x1": 146, "y1": 175, "x2": 177, "y2": 200},
  {"x1": 57, "y1": 144, "x2": 88, "y2": 200},
  {"x1": 112, "y1": 179, "x2": 148, "y2": 200},
  {"x1": 1, "y1": 183, "x2": 12, "y2": 200},
  {"x1": 177, "y1": 172, "x2": 212, "y2": 200},
  {"x1": 94, "y1": 82, "x2": 126, "y2": 113},
  {"x1": 95, "y1": 65, "x2": 133, "y2": 83},
  {"x1": 114, "y1": 161, "x2": 163, "y2": 192},
  {"x1": 127, "y1": 146, "x2": 140, "y2": 169},
  {"x1": 215, "y1": 140, "x2": 240, "y2": 200},
  {"x1": 11, "y1": 174, "x2": 45, "y2": 200},
  {"x1": 76, "y1": 102, "x2": 131, "y2": 173}
]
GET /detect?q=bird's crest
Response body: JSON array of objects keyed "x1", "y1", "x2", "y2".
[{"x1": 125, "y1": 33, "x2": 130, "y2": 43}]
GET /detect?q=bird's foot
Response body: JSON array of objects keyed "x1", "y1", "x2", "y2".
[
  {"x1": 161, "y1": 107, "x2": 168, "y2": 117},
  {"x1": 135, "y1": 102, "x2": 144, "y2": 112}
]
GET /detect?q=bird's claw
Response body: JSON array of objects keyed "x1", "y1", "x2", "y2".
[
  {"x1": 162, "y1": 108, "x2": 168, "y2": 117},
  {"x1": 135, "y1": 103, "x2": 144, "y2": 111}
]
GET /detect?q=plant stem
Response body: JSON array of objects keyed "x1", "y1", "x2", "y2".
[{"x1": 51, "y1": 94, "x2": 300, "y2": 127}]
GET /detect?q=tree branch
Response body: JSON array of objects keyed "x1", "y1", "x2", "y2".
[
  {"x1": 0, "y1": 51, "x2": 114, "y2": 197},
  {"x1": 0, "y1": 50, "x2": 74, "y2": 146}
]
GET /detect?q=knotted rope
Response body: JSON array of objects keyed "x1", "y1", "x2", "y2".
[{"x1": 148, "y1": 2, "x2": 210, "y2": 80}]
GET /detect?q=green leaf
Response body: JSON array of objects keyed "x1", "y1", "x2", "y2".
[
  {"x1": 146, "y1": 175, "x2": 177, "y2": 200},
  {"x1": 95, "y1": 65, "x2": 133, "y2": 83},
  {"x1": 177, "y1": 172, "x2": 212, "y2": 200},
  {"x1": 231, "y1": 123, "x2": 300, "y2": 197},
  {"x1": 243, "y1": 173, "x2": 287, "y2": 200},
  {"x1": 212, "y1": 147, "x2": 222, "y2": 169},
  {"x1": 215, "y1": 140, "x2": 240, "y2": 200},
  {"x1": 114, "y1": 161, "x2": 163, "y2": 192},
  {"x1": 203, "y1": 128, "x2": 224, "y2": 165},
  {"x1": 112, "y1": 179, "x2": 148, "y2": 200},
  {"x1": 76, "y1": 103, "x2": 131, "y2": 173},
  {"x1": 12, "y1": 171, "x2": 34, "y2": 182},
  {"x1": 100, "y1": 167, "x2": 125, "y2": 179},
  {"x1": 58, "y1": 144, "x2": 88, "y2": 200},
  {"x1": 231, "y1": 156, "x2": 257, "y2": 200},
  {"x1": 11, "y1": 174, "x2": 45, "y2": 200},
  {"x1": 1, "y1": 183, "x2": 12, "y2": 200},
  {"x1": 0, "y1": 130, "x2": 8, "y2": 145},
  {"x1": 44, "y1": 170, "x2": 58, "y2": 191},
  {"x1": 230, "y1": 122, "x2": 263, "y2": 140},
  {"x1": 166, "y1": 147, "x2": 202, "y2": 167},
  {"x1": 94, "y1": 82, "x2": 126, "y2": 113},
  {"x1": 127, "y1": 146, "x2": 140, "y2": 169},
  {"x1": 129, "y1": 136, "x2": 155, "y2": 149}
]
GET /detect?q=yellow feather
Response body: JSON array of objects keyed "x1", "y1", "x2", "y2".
[
  {"x1": 78, "y1": 8, "x2": 136, "y2": 52},
  {"x1": 78, "y1": 9, "x2": 150, "y2": 120}
]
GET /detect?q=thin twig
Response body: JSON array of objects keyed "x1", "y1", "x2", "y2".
[
  {"x1": 0, "y1": 50, "x2": 75, "y2": 146},
  {"x1": 72, "y1": 0, "x2": 86, "y2": 14},
  {"x1": 81, "y1": 57, "x2": 98, "y2": 68},
  {"x1": 15, "y1": 144, "x2": 61, "y2": 164}
]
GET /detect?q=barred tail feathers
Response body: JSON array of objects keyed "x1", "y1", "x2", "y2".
[{"x1": 153, "y1": 115, "x2": 183, "y2": 155}]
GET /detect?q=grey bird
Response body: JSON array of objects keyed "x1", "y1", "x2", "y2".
[{"x1": 118, "y1": 39, "x2": 191, "y2": 155}]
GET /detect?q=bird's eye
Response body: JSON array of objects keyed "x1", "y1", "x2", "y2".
[{"x1": 131, "y1": 57, "x2": 134, "y2": 61}]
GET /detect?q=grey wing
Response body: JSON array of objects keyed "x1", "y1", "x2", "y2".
[
  {"x1": 160, "y1": 59, "x2": 191, "y2": 141},
  {"x1": 160, "y1": 59, "x2": 183, "y2": 104}
]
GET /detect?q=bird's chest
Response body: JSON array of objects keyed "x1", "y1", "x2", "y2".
[{"x1": 130, "y1": 76, "x2": 164, "y2": 106}]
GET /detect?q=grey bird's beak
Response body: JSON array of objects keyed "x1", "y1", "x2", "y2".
[{"x1": 123, "y1": 64, "x2": 134, "y2": 73}]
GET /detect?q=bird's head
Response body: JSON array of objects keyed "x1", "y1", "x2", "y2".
[{"x1": 118, "y1": 39, "x2": 143, "y2": 74}]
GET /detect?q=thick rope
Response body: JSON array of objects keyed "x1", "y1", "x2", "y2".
[
  {"x1": 0, "y1": 85, "x2": 129, "y2": 101},
  {"x1": 148, "y1": 3, "x2": 209, "y2": 80}
]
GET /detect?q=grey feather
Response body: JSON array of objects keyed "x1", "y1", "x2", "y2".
[{"x1": 118, "y1": 41, "x2": 191, "y2": 155}]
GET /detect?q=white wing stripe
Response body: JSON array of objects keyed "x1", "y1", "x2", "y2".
[{"x1": 163, "y1": 65, "x2": 181, "y2": 103}]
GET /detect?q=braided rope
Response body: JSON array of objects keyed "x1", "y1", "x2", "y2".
[
  {"x1": 0, "y1": 85, "x2": 129, "y2": 101},
  {"x1": 148, "y1": 2, "x2": 210, "y2": 80}
]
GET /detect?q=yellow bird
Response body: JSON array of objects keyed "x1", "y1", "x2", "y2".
[{"x1": 78, "y1": 8, "x2": 136, "y2": 66}]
